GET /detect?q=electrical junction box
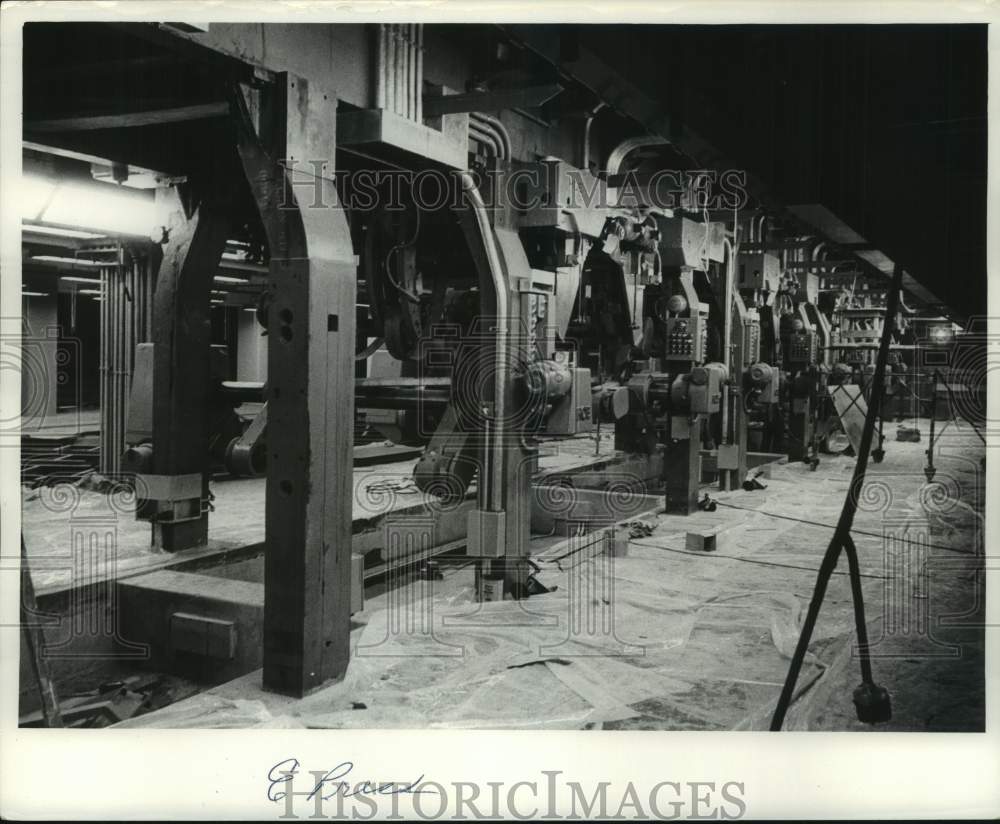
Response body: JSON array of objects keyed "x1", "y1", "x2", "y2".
[
  {"x1": 657, "y1": 216, "x2": 724, "y2": 268},
  {"x1": 518, "y1": 160, "x2": 609, "y2": 238},
  {"x1": 738, "y1": 252, "x2": 781, "y2": 292},
  {"x1": 717, "y1": 443, "x2": 741, "y2": 471},
  {"x1": 467, "y1": 509, "x2": 506, "y2": 559},
  {"x1": 787, "y1": 330, "x2": 817, "y2": 366}
]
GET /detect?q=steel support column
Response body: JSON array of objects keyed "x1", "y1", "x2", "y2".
[{"x1": 99, "y1": 244, "x2": 154, "y2": 476}]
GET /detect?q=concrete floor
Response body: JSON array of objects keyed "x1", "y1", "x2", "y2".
[
  {"x1": 20, "y1": 431, "x2": 627, "y2": 593},
  {"x1": 111, "y1": 417, "x2": 985, "y2": 731}
]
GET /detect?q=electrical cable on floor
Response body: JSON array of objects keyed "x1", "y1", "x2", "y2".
[
  {"x1": 629, "y1": 538, "x2": 889, "y2": 579},
  {"x1": 711, "y1": 500, "x2": 978, "y2": 556}
]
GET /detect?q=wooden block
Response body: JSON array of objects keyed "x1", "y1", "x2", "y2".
[
  {"x1": 606, "y1": 530, "x2": 629, "y2": 558},
  {"x1": 351, "y1": 553, "x2": 364, "y2": 615},
  {"x1": 170, "y1": 612, "x2": 236, "y2": 660},
  {"x1": 685, "y1": 527, "x2": 728, "y2": 553},
  {"x1": 717, "y1": 444, "x2": 741, "y2": 470}
]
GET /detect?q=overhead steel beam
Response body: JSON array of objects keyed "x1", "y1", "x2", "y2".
[
  {"x1": 786, "y1": 203, "x2": 958, "y2": 321},
  {"x1": 498, "y1": 25, "x2": 782, "y2": 210},
  {"x1": 496, "y1": 26, "x2": 962, "y2": 323},
  {"x1": 26, "y1": 103, "x2": 231, "y2": 133}
]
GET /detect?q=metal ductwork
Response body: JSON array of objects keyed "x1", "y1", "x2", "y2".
[{"x1": 375, "y1": 24, "x2": 424, "y2": 122}]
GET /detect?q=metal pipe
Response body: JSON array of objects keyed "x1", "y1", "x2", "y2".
[
  {"x1": 383, "y1": 25, "x2": 392, "y2": 114},
  {"x1": 375, "y1": 24, "x2": 387, "y2": 110},
  {"x1": 457, "y1": 171, "x2": 509, "y2": 512},
  {"x1": 472, "y1": 112, "x2": 511, "y2": 160},
  {"x1": 582, "y1": 101, "x2": 607, "y2": 171},
  {"x1": 359, "y1": 377, "x2": 451, "y2": 388},
  {"x1": 408, "y1": 24, "x2": 417, "y2": 120},
  {"x1": 394, "y1": 25, "x2": 405, "y2": 117},
  {"x1": 468, "y1": 113, "x2": 504, "y2": 158},
  {"x1": 111, "y1": 263, "x2": 118, "y2": 474},
  {"x1": 355, "y1": 393, "x2": 450, "y2": 411},
  {"x1": 99, "y1": 264, "x2": 107, "y2": 472},
  {"x1": 606, "y1": 135, "x2": 669, "y2": 177},
  {"x1": 402, "y1": 24, "x2": 411, "y2": 119},
  {"x1": 112, "y1": 264, "x2": 119, "y2": 474},
  {"x1": 415, "y1": 24, "x2": 423, "y2": 122},
  {"x1": 469, "y1": 121, "x2": 503, "y2": 159},
  {"x1": 468, "y1": 123, "x2": 501, "y2": 158},
  {"x1": 386, "y1": 25, "x2": 397, "y2": 115},
  {"x1": 720, "y1": 236, "x2": 736, "y2": 446}
]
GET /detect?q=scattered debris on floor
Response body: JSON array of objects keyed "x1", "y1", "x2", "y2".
[
  {"x1": 20, "y1": 673, "x2": 200, "y2": 728},
  {"x1": 620, "y1": 520, "x2": 656, "y2": 539}
]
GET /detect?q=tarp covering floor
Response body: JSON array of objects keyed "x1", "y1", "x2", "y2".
[{"x1": 117, "y1": 420, "x2": 985, "y2": 731}]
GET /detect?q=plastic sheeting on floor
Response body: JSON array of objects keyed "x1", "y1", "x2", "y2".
[{"x1": 118, "y1": 429, "x2": 983, "y2": 732}]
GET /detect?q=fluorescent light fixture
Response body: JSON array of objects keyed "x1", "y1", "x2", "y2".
[
  {"x1": 210, "y1": 299, "x2": 225, "y2": 305},
  {"x1": 21, "y1": 291, "x2": 50, "y2": 298},
  {"x1": 31, "y1": 255, "x2": 100, "y2": 267},
  {"x1": 19, "y1": 173, "x2": 163, "y2": 236},
  {"x1": 61, "y1": 275, "x2": 102, "y2": 284},
  {"x1": 77, "y1": 289, "x2": 102, "y2": 295},
  {"x1": 22, "y1": 223, "x2": 106, "y2": 240},
  {"x1": 214, "y1": 275, "x2": 249, "y2": 284}
]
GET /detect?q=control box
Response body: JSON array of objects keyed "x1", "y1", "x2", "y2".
[
  {"x1": 786, "y1": 330, "x2": 817, "y2": 366},
  {"x1": 742, "y1": 310, "x2": 761, "y2": 365},
  {"x1": 664, "y1": 315, "x2": 707, "y2": 363}
]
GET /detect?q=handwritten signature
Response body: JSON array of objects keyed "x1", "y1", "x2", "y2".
[{"x1": 267, "y1": 758, "x2": 431, "y2": 802}]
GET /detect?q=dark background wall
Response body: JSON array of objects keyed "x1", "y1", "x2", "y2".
[{"x1": 577, "y1": 24, "x2": 987, "y2": 318}]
